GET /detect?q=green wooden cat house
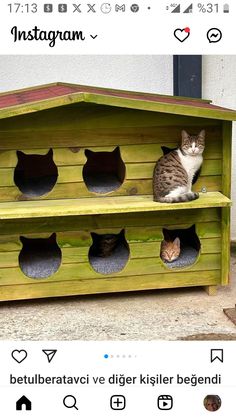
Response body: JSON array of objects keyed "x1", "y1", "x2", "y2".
[{"x1": 0, "y1": 82, "x2": 235, "y2": 301}]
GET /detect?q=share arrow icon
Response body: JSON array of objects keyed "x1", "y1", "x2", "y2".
[{"x1": 42, "y1": 349, "x2": 57, "y2": 363}]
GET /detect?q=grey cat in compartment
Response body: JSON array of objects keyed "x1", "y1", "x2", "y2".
[{"x1": 89, "y1": 230, "x2": 126, "y2": 258}]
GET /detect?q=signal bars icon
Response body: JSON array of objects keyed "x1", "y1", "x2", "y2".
[
  {"x1": 166, "y1": 2, "x2": 230, "y2": 14},
  {"x1": 183, "y1": 3, "x2": 193, "y2": 13},
  {"x1": 166, "y1": 3, "x2": 194, "y2": 13},
  {"x1": 169, "y1": 4, "x2": 181, "y2": 13}
]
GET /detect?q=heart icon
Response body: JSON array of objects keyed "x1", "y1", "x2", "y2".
[
  {"x1": 11, "y1": 349, "x2": 27, "y2": 363},
  {"x1": 174, "y1": 27, "x2": 190, "y2": 42}
]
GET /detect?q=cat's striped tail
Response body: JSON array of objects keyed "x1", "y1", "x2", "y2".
[{"x1": 155, "y1": 192, "x2": 199, "y2": 203}]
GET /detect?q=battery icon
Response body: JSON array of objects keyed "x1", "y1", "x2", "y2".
[{"x1": 223, "y1": 3, "x2": 229, "y2": 13}]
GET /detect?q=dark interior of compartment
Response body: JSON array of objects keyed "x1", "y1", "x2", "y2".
[
  {"x1": 161, "y1": 225, "x2": 200, "y2": 269},
  {"x1": 19, "y1": 233, "x2": 62, "y2": 279},
  {"x1": 161, "y1": 146, "x2": 201, "y2": 184},
  {"x1": 14, "y1": 149, "x2": 58, "y2": 197},
  {"x1": 89, "y1": 229, "x2": 129, "y2": 274},
  {"x1": 83, "y1": 146, "x2": 126, "y2": 193}
]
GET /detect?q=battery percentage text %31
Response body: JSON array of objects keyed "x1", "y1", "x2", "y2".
[{"x1": 198, "y1": 3, "x2": 219, "y2": 13}]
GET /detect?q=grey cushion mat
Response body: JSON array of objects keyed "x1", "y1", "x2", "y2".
[
  {"x1": 89, "y1": 243, "x2": 129, "y2": 274},
  {"x1": 163, "y1": 246, "x2": 199, "y2": 269},
  {"x1": 19, "y1": 249, "x2": 61, "y2": 279},
  {"x1": 84, "y1": 174, "x2": 122, "y2": 193}
]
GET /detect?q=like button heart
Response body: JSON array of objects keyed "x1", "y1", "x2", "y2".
[
  {"x1": 174, "y1": 27, "x2": 190, "y2": 42},
  {"x1": 11, "y1": 349, "x2": 27, "y2": 363}
]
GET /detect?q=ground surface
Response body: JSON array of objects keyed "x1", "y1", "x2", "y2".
[{"x1": 0, "y1": 252, "x2": 236, "y2": 341}]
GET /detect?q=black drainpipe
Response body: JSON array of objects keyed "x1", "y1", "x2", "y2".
[{"x1": 173, "y1": 56, "x2": 202, "y2": 98}]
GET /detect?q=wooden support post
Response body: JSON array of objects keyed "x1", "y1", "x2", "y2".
[
  {"x1": 221, "y1": 121, "x2": 232, "y2": 285},
  {"x1": 204, "y1": 285, "x2": 217, "y2": 296}
]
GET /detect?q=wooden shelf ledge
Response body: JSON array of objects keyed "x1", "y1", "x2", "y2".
[{"x1": 0, "y1": 192, "x2": 231, "y2": 220}]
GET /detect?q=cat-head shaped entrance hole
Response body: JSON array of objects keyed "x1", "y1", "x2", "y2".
[
  {"x1": 161, "y1": 145, "x2": 201, "y2": 185},
  {"x1": 160, "y1": 225, "x2": 200, "y2": 269},
  {"x1": 14, "y1": 149, "x2": 58, "y2": 197},
  {"x1": 88, "y1": 229, "x2": 130, "y2": 274},
  {"x1": 19, "y1": 233, "x2": 62, "y2": 279},
  {"x1": 83, "y1": 146, "x2": 126, "y2": 194}
]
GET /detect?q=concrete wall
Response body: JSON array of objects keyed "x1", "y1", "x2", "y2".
[
  {"x1": 202, "y1": 56, "x2": 236, "y2": 240},
  {"x1": 0, "y1": 55, "x2": 173, "y2": 94},
  {"x1": 0, "y1": 55, "x2": 235, "y2": 237}
]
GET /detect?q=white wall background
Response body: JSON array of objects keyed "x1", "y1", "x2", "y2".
[
  {"x1": 0, "y1": 56, "x2": 173, "y2": 94},
  {"x1": 0, "y1": 55, "x2": 235, "y2": 238},
  {"x1": 202, "y1": 56, "x2": 236, "y2": 240}
]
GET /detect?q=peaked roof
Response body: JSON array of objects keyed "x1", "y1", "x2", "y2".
[{"x1": 0, "y1": 82, "x2": 236, "y2": 121}]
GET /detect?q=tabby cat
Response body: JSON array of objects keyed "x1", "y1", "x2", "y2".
[
  {"x1": 161, "y1": 145, "x2": 201, "y2": 185},
  {"x1": 153, "y1": 130, "x2": 205, "y2": 203},
  {"x1": 160, "y1": 237, "x2": 181, "y2": 263},
  {"x1": 90, "y1": 230, "x2": 125, "y2": 257}
]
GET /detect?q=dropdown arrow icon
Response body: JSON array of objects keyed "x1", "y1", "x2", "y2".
[{"x1": 90, "y1": 34, "x2": 98, "y2": 39}]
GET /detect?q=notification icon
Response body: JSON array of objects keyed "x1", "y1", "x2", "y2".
[{"x1": 174, "y1": 27, "x2": 190, "y2": 42}]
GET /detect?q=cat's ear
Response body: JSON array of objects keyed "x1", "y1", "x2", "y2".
[
  {"x1": 84, "y1": 149, "x2": 93, "y2": 158},
  {"x1": 161, "y1": 146, "x2": 171, "y2": 155},
  {"x1": 163, "y1": 228, "x2": 170, "y2": 240},
  {"x1": 181, "y1": 130, "x2": 190, "y2": 139},
  {"x1": 47, "y1": 148, "x2": 53, "y2": 158},
  {"x1": 198, "y1": 129, "x2": 205, "y2": 139},
  {"x1": 16, "y1": 150, "x2": 25, "y2": 159},
  {"x1": 113, "y1": 146, "x2": 120, "y2": 154},
  {"x1": 173, "y1": 237, "x2": 180, "y2": 247},
  {"x1": 49, "y1": 232, "x2": 56, "y2": 241},
  {"x1": 91, "y1": 232, "x2": 98, "y2": 240},
  {"x1": 19, "y1": 235, "x2": 27, "y2": 245}
]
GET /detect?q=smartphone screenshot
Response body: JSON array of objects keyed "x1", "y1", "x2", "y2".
[{"x1": 0, "y1": 1, "x2": 235, "y2": 417}]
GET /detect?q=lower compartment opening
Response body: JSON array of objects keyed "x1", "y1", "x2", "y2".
[
  {"x1": 89, "y1": 229, "x2": 129, "y2": 274},
  {"x1": 160, "y1": 225, "x2": 200, "y2": 269},
  {"x1": 83, "y1": 146, "x2": 126, "y2": 194},
  {"x1": 19, "y1": 233, "x2": 62, "y2": 279}
]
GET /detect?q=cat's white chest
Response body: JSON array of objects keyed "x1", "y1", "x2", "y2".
[{"x1": 177, "y1": 150, "x2": 203, "y2": 184}]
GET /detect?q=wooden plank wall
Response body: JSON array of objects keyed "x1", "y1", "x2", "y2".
[
  {"x1": 0, "y1": 208, "x2": 222, "y2": 301},
  {"x1": 0, "y1": 103, "x2": 222, "y2": 201}
]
